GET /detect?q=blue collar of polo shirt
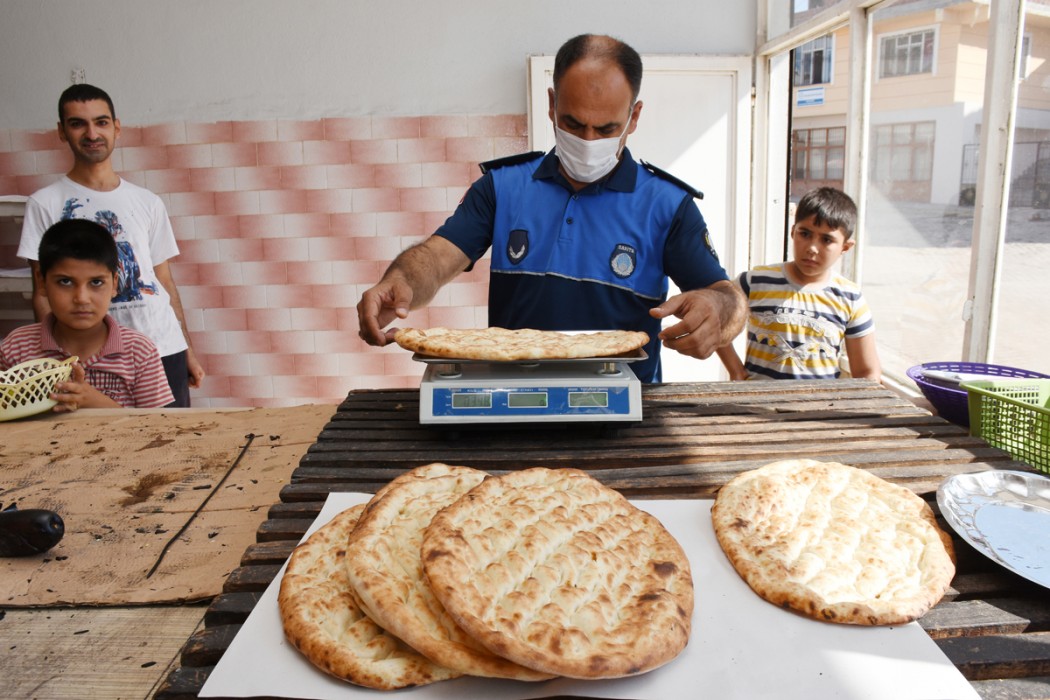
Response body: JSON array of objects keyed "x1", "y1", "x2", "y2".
[{"x1": 533, "y1": 147, "x2": 639, "y2": 194}]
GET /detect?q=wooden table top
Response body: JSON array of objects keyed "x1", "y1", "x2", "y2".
[{"x1": 155, "y1": 380, "x2": 1050, "y2": 699}]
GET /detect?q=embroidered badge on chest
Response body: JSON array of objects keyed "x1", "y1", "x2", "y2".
[
  {"x1": 609, "y1": 243, "x2": 636, "y2": 278},
  {"x1": 507, "y1": 229, "x2": 529, "y2": 264}
]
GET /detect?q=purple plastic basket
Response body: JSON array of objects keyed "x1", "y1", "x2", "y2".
[{"x1": 906, "y1": 362, "x2": 1050, "y2": 427}]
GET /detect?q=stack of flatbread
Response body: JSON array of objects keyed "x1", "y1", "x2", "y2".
[
  {"x1": 393, "y1": 327, "x2": 649, "y2": 361},
  {"x1": 278, "y1": 464, "x2": 693, "y2": 690},
  {"x1": 711, "y1": 459, "x2": 956, "y2": 625}
]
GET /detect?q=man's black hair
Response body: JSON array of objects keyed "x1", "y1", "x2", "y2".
[
  {"x1": 553, "y1": 34, "x2": 643, "y2": 101},
  {"x1": 58, "y1": 83, "x2": 116, "y2": 122}
]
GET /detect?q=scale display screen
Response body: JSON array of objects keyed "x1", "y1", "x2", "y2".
[
  {"x1": 568, "y1": 391, "x2": 608, "y2": 408},
  {"x1": 508, "y1": 392, "x2": 548, "y2": 408},
  {"x1": 451, "y1": 392, "x2": 492, "y2": 409}
]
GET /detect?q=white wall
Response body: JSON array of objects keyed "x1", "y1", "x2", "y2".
[{"x1": 1, "y1": 0, "x2": 755, "y2": 129}]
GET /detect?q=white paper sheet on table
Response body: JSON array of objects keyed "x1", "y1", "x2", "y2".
[{"x1": 201, "y1": 493, "x2": 979, "y2": 700}]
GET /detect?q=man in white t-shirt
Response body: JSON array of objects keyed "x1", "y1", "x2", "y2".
[{"x1": 18, "y1": 83, "x2": 204, "y2": 406}]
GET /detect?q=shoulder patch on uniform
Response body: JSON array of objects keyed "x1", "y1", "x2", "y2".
[
  {"x1": 479, "y1": 151, "x2": 545, "y2": 174},
  {"x1": 640, "y1": 160, "x2": 704, "y2": 200}
]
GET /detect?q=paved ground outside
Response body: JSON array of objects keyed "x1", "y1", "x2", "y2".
[{"x1": 861, "y1": 198, "x2": 1048, "y2": 379}]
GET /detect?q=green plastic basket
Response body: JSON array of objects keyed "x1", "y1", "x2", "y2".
[{"x1": 961, "y1": 379, "x2": 1050, "y2": 474}]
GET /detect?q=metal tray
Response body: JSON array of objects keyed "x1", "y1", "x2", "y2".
[{"x1": 937, "y1": 470, "x2": 1050, "y2": 589}]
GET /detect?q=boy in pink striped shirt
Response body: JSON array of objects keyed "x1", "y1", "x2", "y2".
[{"x1": 0, "y1": 219, "x2": 174, "y2": 410}]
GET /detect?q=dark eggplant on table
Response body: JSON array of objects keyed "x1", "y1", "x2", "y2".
[{"x1": 0, "y1": 503, "x2": 65, "y2": 556}]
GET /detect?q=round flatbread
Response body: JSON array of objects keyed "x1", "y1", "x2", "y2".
[
  {"x1": 278, "y1": 504, "x2": 460, "y2": 690},
  {"x1": 393, "y1": 327, "x2": 649, "y2": 361},
  {"x1": 711, "y1": 459, "x2": 956, "y2": 626},
  {"x1": 344, "y1": 463, "x2": 553, "y2": 681},
  {"x1": 421, "y1": 467, "x2": 694, "y2": 679}
]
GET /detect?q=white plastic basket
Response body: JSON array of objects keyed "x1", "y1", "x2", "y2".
[{"x1": 0, "y1": 357, "x2": 77, "y2": 422}]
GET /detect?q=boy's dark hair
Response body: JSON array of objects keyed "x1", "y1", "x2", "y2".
[
  {"x1": 38, "y1": 219, "x2": 118, "y2": 277},
  {"x1": 554, "y1": 34, "x2": 643, "y2": 102},
  {"x1": 58, "y1": 83, "x2": 116, "y2": 122},
  {"x1": 794, "y1": 187, "x2": 858, "y2": 240}
]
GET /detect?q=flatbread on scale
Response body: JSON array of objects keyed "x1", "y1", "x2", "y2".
[{"x1": 393, "y1": 327, "x2": 649, "y2": 361}]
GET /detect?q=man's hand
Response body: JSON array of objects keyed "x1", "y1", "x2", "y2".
[
  {"x1": 50, "y1": 363, "x2": 119, "y2": 411},
  {"x1": 650, "y1": 281, "x2": 746, "y2": 360},
  {"x1": 356, "y1": 276, "x2": 414, "y2": 346},
  {"x1": 186, "y1": 347, "x2": 205, "y2": 388},
  {"x1": 355, "y1": 236, "x2": 471, "y2": 347},
  {"x1": 153, "y1": 260, "x2": 205, "y2": 388}
]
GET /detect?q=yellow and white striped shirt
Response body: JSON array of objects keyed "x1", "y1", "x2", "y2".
[{"x1": 739, "y1": 263, "x2": 874, "y2": 380}]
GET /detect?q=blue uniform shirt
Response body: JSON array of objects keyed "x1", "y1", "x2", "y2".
[{"x1": 434, "y1": 148, "x2": 728, "y2": 382}]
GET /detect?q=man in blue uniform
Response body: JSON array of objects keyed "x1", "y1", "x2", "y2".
[{"x1": 357, "y1": 33, "x2": 746, "y2": 382}]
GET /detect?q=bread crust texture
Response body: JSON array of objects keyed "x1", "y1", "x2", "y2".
[
  {"x1": 711, "y1": 459, "x2": 956, "y2": 625},
  {"x1": 421, "y1": 467, "x2": 694, "y2": 679},
  {"x1": 344, "y1": 463, "x2": 553, "y2": 681},
  {"x1": 278, "y1": 504, "x2": 460, "y2": 689}
]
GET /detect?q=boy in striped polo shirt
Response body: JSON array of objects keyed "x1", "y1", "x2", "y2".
[
  {"x1": 0, "y1": 219, "x2": 174, "y2": 411},
  {"x1": 717, "y1": 187, "x2": 881, "y2": 382}
]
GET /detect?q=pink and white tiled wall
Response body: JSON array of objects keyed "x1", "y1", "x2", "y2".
[{"x1": 0, "y1": 115, "x2": 527, "y2": 407}]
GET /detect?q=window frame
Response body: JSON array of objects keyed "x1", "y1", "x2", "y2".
[
  {"x1": 877, "y1": 26, "x2": 938, "y2": 79},
  {"x1": 794, "y1": 34, "x2": 836, "y2": 86},
  {"x1": 791, "y1": 125, "x2": 847, "y2": 192},
  {"x1": 871, "y1": 120, "x2": 935, "y2": 183}
]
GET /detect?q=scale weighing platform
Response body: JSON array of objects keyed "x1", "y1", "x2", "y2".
[{"x1": 415, "y1": 351, "x2": 645, "y2": 425}]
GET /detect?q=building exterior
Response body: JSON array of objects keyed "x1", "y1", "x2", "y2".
[{"x1": 789, "y1": 0, "x2": 1050, "y2": 207}]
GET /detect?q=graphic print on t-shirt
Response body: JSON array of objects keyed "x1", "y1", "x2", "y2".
[
  {"x1": 60, "y1": 197, "x2": 159, "y2": 303},
  {"x1": 752, "y1": 307, "x2": 840, "y2": 370}
]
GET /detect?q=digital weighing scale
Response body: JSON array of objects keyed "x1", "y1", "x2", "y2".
[{"x1": 415, "y1": 351, "x2": 645, "y2": 425}]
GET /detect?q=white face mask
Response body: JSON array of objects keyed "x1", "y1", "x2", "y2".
[{"x1": 554, "y1": 112, "x2": 632, "y2": 183}]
